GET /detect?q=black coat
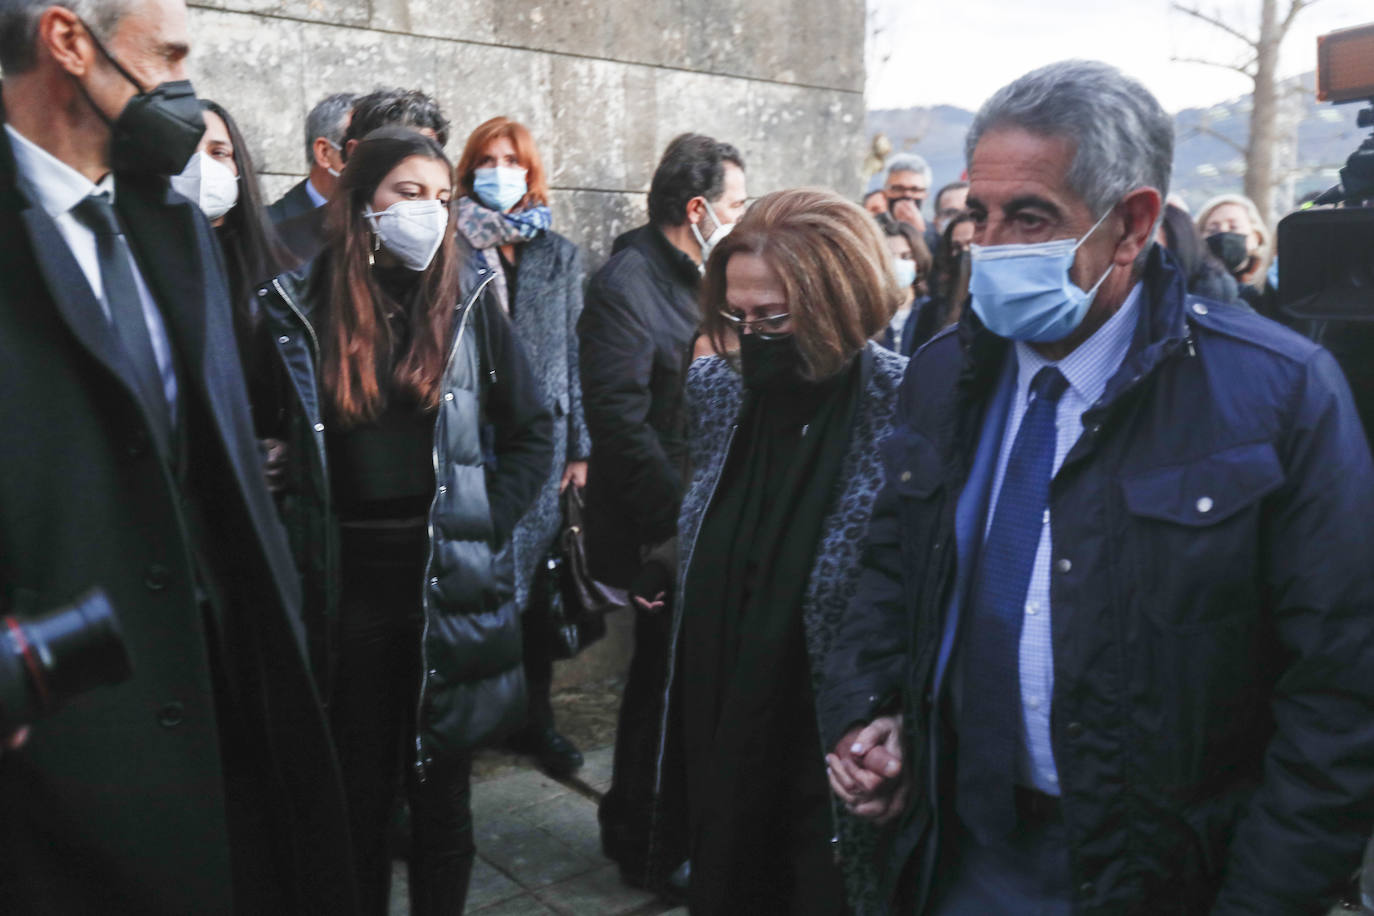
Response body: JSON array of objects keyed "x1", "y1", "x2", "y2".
[
  {"x1": 267, "y1": 177, "x2": 315, "y2": 226},
  {"x1": 0, "y1": 113, "x2": 355, "y2": 913},
  {"x1": 577, "y1": 224, "x2": 700, "y2": 586},
  {"x1": 819, "y1": 246, "x2": 1374, "y2": 914},
  {"x1": 259, "y1": 245, "x2": 553, "y2": 759}
]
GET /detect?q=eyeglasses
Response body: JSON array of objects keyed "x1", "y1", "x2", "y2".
[{"x1": 718, "y1": 309, "x2": 792, "y2": 340}]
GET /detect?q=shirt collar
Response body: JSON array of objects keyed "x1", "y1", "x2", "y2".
[
  {"x1": 304, "y1": 177, "x2": 328, "y2": 208},
  {"x1": 1013, "y1": 280, "x2": 1144, "y2": 407},
  {"x1": 4, "y1": 124, "x2": 114, "y2": 217}
]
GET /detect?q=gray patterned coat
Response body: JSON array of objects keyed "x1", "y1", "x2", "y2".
[
  {"x1": 489, "y1": 229, "x2": 591, "y2": 612},
  {"x1": 662, "y1": 342, "x2": 908, "y2": 915}
]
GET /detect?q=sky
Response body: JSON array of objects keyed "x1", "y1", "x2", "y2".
[{"x1": 866, "y1": 0, "x2": 1374, "y2": 114}]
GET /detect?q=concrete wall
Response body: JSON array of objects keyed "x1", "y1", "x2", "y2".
[{"x1": 186, "y1": 0, "x2": 866, "y2": 268}]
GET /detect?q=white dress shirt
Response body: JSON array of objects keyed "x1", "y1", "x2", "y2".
[
  {"x1": 984, "y1": 281, "x2": 1143, "y2": 794},
  {"x1": 6, "y1": 124, "x2": 178, "y2": 417}
]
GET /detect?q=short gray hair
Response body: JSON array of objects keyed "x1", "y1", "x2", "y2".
[
  {"x1": 884, "y1": 152, "x2": 932, "y2": 188},
  {"x1": 303, "y1": 91, "x2": 357, "y2": 167},
  {"x1": 0, "y1": 0, "x2": 130, "y2": 75},
  {"x1": 966, "y1": 60, "x2": 1174, "y2": 219}
]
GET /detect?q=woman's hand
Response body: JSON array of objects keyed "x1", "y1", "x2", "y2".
[
  {"x1": 261, "y1": 438, "x2": 289, "y2": 494},
  {"x1": 559, "y1": 461, "x2": 588, "y2": 493}
]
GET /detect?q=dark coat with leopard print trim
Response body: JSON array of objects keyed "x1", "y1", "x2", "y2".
[{"x1": 647, "y1": 342, "x2": 907, "y2": 915}]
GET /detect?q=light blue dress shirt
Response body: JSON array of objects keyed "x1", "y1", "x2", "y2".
[
  {"x1": 6, "y1": 124, "x2": 178, "y2": 419},
  {"x1": 984, "y1": 281, "x2": 1142, "y2": 794},
  {"x1": 305, "y1": 177, "x2": 328, "y2": 208}
]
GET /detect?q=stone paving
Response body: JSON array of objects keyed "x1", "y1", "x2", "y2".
[{"x1": 388, "y1": 677, "x2": 685, "y2": 915}]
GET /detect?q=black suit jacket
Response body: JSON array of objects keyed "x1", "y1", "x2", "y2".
[
  {"x1": 266, "y1": 176, "x2": 315, "y2": 225},
  {"x1": 0, "y1": 107, "x2": 357, "y2": 915}
]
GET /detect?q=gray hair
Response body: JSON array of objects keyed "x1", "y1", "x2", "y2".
[
  {"x1": 884, "y1": 152, "x2": 932, "y2": 188},
  {"x1": 0, "y1": 0, "x2": 130, "y2": 75},
  {"x1": 966, "y1": 60, "x2": 1174, "y2": 220},
  {"x1": 303, "y1": 91, "x2": 357, "y2": 167}
]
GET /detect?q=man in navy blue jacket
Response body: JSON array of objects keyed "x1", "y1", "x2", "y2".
[{"x1": 819, "y1": 60, "x2": 1374, "y2": 915}]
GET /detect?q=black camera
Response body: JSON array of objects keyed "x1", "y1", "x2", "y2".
[{"x1": 0, "y1": 589, "x2": 133, "y2": 736}]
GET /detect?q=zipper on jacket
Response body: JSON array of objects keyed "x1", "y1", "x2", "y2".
[{"x1": 412, "y1": 273, "x2": 497, "y2": 783}]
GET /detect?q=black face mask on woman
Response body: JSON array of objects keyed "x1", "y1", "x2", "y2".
[
  {"x1": 739, "y1": 332, "x2": 807, "y2": 393},
  {"x1": 73, "y1": 20, "x2": 206, "y2": 177},
  {"x1": 1205, "y1": 231, "x2": 1252, "y2": 276}
]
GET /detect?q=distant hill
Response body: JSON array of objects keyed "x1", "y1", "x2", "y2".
[{"x1": 867, "y1": 73, "x2": 1367, "y2": 212}]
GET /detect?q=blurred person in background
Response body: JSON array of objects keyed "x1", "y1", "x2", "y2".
[
  {"x1": 875, "y1": 213, "x2": 931, "y2": 355},
  {"x1": 882, "y1": 151, "x2": 931, "y2": 235},
  {"x1": 910, "y1": 209, "x2": 976, "y2": 352},
  {"x1": 1158, "y1": 202, "x2": 1238, "y2": 305},
  {"x1": 580, "y1": 132, "x2": 747, "y2": 893},
  {"x1": 933, "y1": 180, "x2": 969, "y2": 237},
  {"x1": 454, "y1": 115, "x2": 590, "y2": 779},
  {"x1": 863, "y1": 172, "x2": 887, "y2": 216},
  {"x1": 1197, "y1": 193, "x2": 1270, "y2": 310},
  {"x1": 668, "y1": 188, "x2": 908, "y2": 915},
  {"x1": 259, "y1": 128, "x2": 552, "y2": 915},
  {"x1": 267, "y1": 90, "x2": 357, "y2": 224}
]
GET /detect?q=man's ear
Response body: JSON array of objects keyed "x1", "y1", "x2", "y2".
[
  {"x1": 343, "y1": 137, "x2": 358, "y2": 163},
  {"x1": 312, "y1": 136, "x2": 333, "y2": 170},
  {"x1": 684, "y1": 195, "x2": 706, "y2": 227},
  {"x1": 39, "y1": 6, "x2": 93, "y2": 78},
  {"x1": 1113, "y1": 187, "x2": 1163, "y2": 268}
]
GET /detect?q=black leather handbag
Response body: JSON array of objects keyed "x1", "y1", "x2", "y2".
[{"x1": 543, "y1": 487, "x2": 628, "y2": 659}]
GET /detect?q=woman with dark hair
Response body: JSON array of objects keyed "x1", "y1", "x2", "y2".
[
  {"x1": 873, "y1": 214, "x2": 930, "y2": 354},
  {"x1": 905, "y1": 209, "x2": 976, "y2": 353},
  {"x1": 258, "y1": 127, "x2": 553, "y2": 916},
  {"x1": 1158, "y1": 202, "x2": 1239, "y2": 304},
  {"x1": 453, "y1": 116, "x2": 591, "y2": 778},
  {"x1": 650, "y1": 188, "x2": 908, "y2": 914}
]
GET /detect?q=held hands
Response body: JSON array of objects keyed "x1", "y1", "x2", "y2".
[
  {"x1": 559, "y1": 461, "x2": 588, "y2": 494},
  {"x1": 826, "y1": 715, "x2": 910, "y2": 824}
]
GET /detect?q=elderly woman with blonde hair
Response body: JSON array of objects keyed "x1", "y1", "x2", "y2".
[{"x1": 651, "y1": 188, "x2": 909, "y2": 915}]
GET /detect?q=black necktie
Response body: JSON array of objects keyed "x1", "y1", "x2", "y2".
[{"x1": 71, "y1": 191, "x2": 173, "y2": 449}]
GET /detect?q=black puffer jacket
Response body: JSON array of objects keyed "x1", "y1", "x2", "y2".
[
  {"x1": 259, "y1": 252, "x2": 552, "y2": 769},
  {"x1": 820, "y1": 246, "x2": 1374, "y2": 915},
  {"x1": 577, "y1": 224, "x2": 700, "y2": 586}
]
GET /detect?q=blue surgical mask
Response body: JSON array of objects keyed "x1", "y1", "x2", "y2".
[
  {"x1": 893, "y1": 258, "x2": 917, "y2": 289},
  {"x1": 473, "y1": 166, "x2": 528, "y2": 212},
  {"x1": 968, "y1": 208, "x2": 1114, "y2": 342}
]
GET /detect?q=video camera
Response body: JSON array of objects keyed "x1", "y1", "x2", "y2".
[
  {"x1": 0, "y1": 589, "x2": 133, "y2": 736},
  {"x1": 1277, "y1": 22, "x2": 1374, "y2": 444}
]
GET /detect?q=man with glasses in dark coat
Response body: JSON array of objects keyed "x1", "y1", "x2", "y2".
[
  {"x1": 0, "y1": 1, "x2": 356, "y2": 912},
  {"x1": 821, "y1": 60, "x2": 1374, "y2": 916}
]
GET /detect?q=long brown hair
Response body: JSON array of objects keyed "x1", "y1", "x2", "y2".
[
  {"x1": 319, "y1": 127, "x2": 460, "y2": 426},
  {"x1": 455, "y1": 116, "x2": 550, "y2": 209},
  {"x1": 700, "y1": 188, "x2": 904, "y2": 380}
]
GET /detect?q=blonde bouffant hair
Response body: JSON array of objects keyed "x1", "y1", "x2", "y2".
[{"x1": 699, "y1": 187, "x2": 904, "y2": 381}]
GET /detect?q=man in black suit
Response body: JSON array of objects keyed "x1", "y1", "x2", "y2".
[
  {"x1": 265, "y1": 89, "x2": 355, "y2": 225},
  {"x1": 0, "y1": 1, "x2": 356, "y2": 913}
]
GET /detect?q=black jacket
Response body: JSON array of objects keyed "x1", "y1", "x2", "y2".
[
  {"x1": 577, "y1": 224, "x2": 700, "y2": 585},
  {"x1": 267, "y1": 177, "x2": 315, "y2": 226},
  {"x1": 259, "y1": 245, "x2": 552, "y2": 759},
  {"x1": 0, "y1": 110, "x2": 356, "y2": 914},
  {"x1": 820, "y1": 246, "x2": 1374, "y2": 915}
]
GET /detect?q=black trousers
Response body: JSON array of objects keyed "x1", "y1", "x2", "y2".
[
  {"x1": 331, "y1": 526, "x2": 475, "y2": 916},
  {"x1": 520, "y1": 560, "x2": 557, "y2": 732}
]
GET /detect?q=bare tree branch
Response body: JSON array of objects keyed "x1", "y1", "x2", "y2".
[
  {"x1": 1171, "y1": 3, "x2": 1258, "y2": 48},
  {"x1": 1280, "y1": 0, "x2": 1320, "y2": 39},
  {"x1": 1170, "y1": 54, "x2": 1257, "y2": 77},
  {"x1": 1180, "y1": 123, "x2": 1248, "y2": 155}
]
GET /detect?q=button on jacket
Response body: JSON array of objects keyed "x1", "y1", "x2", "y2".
[{"x1": 818, "y1": 245, "x2": 1374, "y2": 915}]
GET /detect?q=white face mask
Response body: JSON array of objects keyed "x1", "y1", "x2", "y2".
[
  {"x1": 691, "y1": 199, "x2": 734, "y2": 271},
  {"x1": 364, "y1": 198, "x2": 449, "y2": 272},
  {"x1": 170, "y1": 151, "x2": 239, "y2": 221}
]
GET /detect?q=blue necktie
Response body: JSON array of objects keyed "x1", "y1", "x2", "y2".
[{"x1": 957, "y1": 365, "x2": 1068, "y2": 842}]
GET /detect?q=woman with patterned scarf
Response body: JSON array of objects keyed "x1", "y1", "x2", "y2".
[{"x1": 454, "y1": 117, "x2": 591, "y2": 778}]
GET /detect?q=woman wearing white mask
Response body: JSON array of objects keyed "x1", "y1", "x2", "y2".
[
  {"x1": 259, "y1": 127, "x2": 553, "y2": 916},
  {"x1": 453, "y1": 116, "x2": 593, "y2": 779}
]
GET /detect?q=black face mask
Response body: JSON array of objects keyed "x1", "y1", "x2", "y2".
[
  {"x1": 739, "y1": 333, "x2": 806, "y2": 393},
  {"x1": 74, "y1": 21, "x2": 205, "y2": 177},
  {"x1": 1205, "y1": 231, "x2": 1252, "y2": 275}
]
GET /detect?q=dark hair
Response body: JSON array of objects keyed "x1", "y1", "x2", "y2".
[
  {"x1": 934, "y1": 180, "x2": 969, "y2": 214},
  {"x1": 0, "y1": 0, "x2": 128, "y2": 74},
  {"x1": 342, "y1": 89, "x2": 450, "y2": 157},
  {"x1": 320, "y1": 127, "x2": 459, "y2": 425},
  {"x1": 876, "y1": 212, "x2": 932, "y2": 298},
  {"x1": 931, "y1": 210, "x2": 975, "y2": 302},
  {"x1": 647, "y1": 132, "x2": 744, "y2": 228},
  {"x1": 200, "y1": 100, "x2": 296, "y2": 374}
]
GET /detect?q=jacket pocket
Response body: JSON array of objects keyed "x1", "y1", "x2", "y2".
[{"x1": 1119, "y1": 440, "x2": 1283, "y2": 632}]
